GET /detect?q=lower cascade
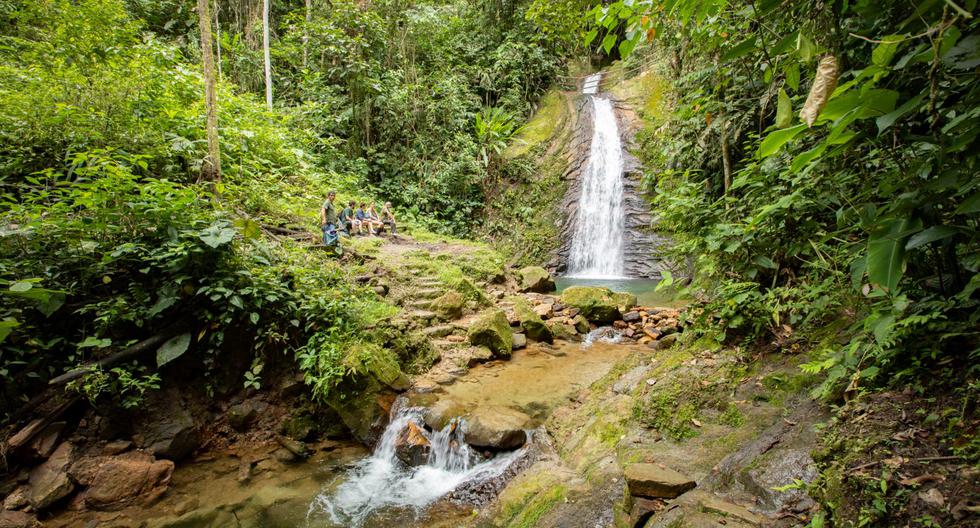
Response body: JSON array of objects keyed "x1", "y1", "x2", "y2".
[
  {"x1": 567, "y1": 72, "x2": 627, "y2": 279},
  {"x1": 308, "y1": 407, "x2": 527, "y2": 527}
]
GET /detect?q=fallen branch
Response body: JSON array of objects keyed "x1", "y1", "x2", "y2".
[
  {"x1": 848, "y1": 455, "x2": 965, "y2": 474},
  {"x1": 48, "y1": 322, "x2": 190, "y2": 386}
]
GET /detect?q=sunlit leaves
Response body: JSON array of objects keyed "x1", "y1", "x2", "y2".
[{"x1": 758, "y1": 123, "x2": 807, "y2": 157}]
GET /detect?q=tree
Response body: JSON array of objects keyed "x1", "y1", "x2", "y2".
[
  {"x1": 197, "y1": 0, "x2": 222, "y2": 183},
  {"x1": 263, "y1": 0, "x2": 273, "y2": 110},
  {"x1": 303, "y1": 0, "x2": 311, "y2": 69}
]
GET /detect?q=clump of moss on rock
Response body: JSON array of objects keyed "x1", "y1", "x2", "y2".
[{"x1": 467, "y1": 309, "x2": 513, "y2": 358}]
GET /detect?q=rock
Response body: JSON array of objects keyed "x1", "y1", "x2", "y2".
[
  {"x1": 918, "y1": 488, "x2": 945, "y2": 508},
  {"x1": 532, "y1": 303, "x2": 554, "y2": 319},
  {"x1": 3, "y1": 486, "x2": 29, "y2": 511},
  {"x1": 280, "y1": 414, "x2": 316, "y2": 441},
  {"x1": 651, "y1": 333, "x2": 677, "y2": 350},
  {"x1": 624, "y1": 463, "x2": 696, "y2": 499},
  {"x1": 623, "y1": 311, "x2": 642, "y2": 323},
  {"x1": 237, "y1": 459, "x2": 253, "y2": 483},
  {"x1": 278, "y1": 373, "x2": 307, "y2": 399},
  {"x1": 277, "y1": 437, "x2": 308, "y2": 458},
  {"x1": 431, "y1": 291, "x2": 465, "y2": 321},
  {"x1": 394, "y1": 421, "x2": 431, "y2": 466},
  {"x1": 0, "y1": 510, "x2": 39, "y2": 528},
  {"x1": 517, "y1": 266, "x2": 555, "y2": 293},
  {"x1": 572, "y1": 315, "x2": 590, "y2": 334},
  {"x1": 423, "y1": 325, "x2": 454, "y2": 338},
  {"x1": 613, "y1": 365, "x2": 652, "y2": 395},
  {"x1": 28, "y1": 441, "x2": 75, "y2": 510},
  {"x1": 272, "y1": 448, "x2": 298, "y2": 463},
  {"x1": 613, "y1": 320, "x2": 628, "y2": 329},
  {"x1": 699, "y1": 496, "x2": 765, "y2": 526},
  {"x1": 424, "y1": 399, "x2": 467, "y2": 430},
  {"x1": 463, "y1": 406, "x2": 530, "y2": 450},
  {"x1": 738, "y1": 448, "x2": 817, "y2": 513},
  {"x1": 467, "y1": 309, "x2": 513, "y2": 358},
  {"x1": 547, "y1": 320, "x2": 578, "y2": 341},
  {"x1": 68, "y1": 451, "x2": 174, "y2": 510},
  {"x1": 132, "y1": 391, "x2": 200, "y2": 461},
  {"x1": 26, "y1": 422, "x2": 65, "y2": 461},
  {"x1": 627, "y1": 496, "x2": 664, "y2": 527},
  {"x1": 512, "y1": 333, "x2": 527, "y2": 350},
  {"x1": 227, "y1": 401, "x2": 267, "y2": 431},
  {"x1": 463, "y1": 346, "x2": 494, "y2": 367},
  {"x1": 102, "y1": 440, "x2": 133, "y2": 456},
  {"x1": 513, "y1": 299, "x2": 553, "y2": 344},
  {"x1": 372, "y1": 285, "x2": 389, "y2": 296},
  {"x1": 559, "y1": 286, "x2": 636, "y2": 324}
]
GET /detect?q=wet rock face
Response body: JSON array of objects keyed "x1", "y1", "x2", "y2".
[
  {"x1": 132, "y1": 390, "x2": 201, "y2": 461},
  {"x1": 28, "y1": 441, "x2": 75, "y2": 510},
  {"x1": 467, "y1": 309, "x2": 513, "y2": 358},
  {"x1": 0, "y1": 510, "x2": 39, "y2": 528},
  {"x1": 463, "y1": 407, "x2": 530, "y2": 450},
  {"x1": 517, "y1": 266, "x2": 556, "y2": 293},
  {"x1": 68, "y1": 451, "x2": 174, "y2": 510},
  {"x1": 424, "y1": 399, "x2": 466, "y2": 430},
  {"x1": 624, "y1": 463, "x2": 696, "y2": 499},
  {"x1": 738, "y1": 448, "x2": 818, "y2": 513},
  {"x1": 394, "y1": 422, "x2": 431, "y2": 466}
]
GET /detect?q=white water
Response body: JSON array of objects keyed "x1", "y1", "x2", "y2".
[
  {"x1": 308, "y1": 408, "x2": 525, "y2": 527},
  {"x1": 568, "y1": 72, "x2": 627, "y2": 279}
]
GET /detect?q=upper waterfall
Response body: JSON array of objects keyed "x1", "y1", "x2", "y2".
[{"x1": 567, "y1": 73, "x2": 626, "y2": 279}]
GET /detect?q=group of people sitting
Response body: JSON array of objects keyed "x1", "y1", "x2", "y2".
[{"x1": 320, "y1": 191, "x2": 397, "y2": 244}]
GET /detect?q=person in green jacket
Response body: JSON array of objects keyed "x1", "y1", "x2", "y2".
[{"x1": 320, "y1": 191, "x2": 338, "y2": 244}]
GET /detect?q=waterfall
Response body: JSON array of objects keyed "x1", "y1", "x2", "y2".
[
  {"x1": 567, "y1": 72, "x2": 626, "y2": 279},
  {"x1": 308, "y1": 407, "x2": 526, "y2": 527}
]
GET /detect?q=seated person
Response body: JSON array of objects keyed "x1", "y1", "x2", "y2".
[
  {"x1": 338, "y1": 200, "x2": 355, "y2": 235},
  {"x1": 379, "y1": 201, "x2": 397, "y2": 235},
  {"x1": 354, "y1": 203, "x2": 369, "y2": 235},
  {"x1": 366, "y1": 204, "x2": 384, "y2": 235}
]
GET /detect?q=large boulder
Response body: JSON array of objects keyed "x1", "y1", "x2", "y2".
[
  {"x1": 69, "y1": 451, "x2": 174, "y2": 510},
  {"x1": 28, "y1": 441, "x2": 75, "y2": 510},
  {"x1": 738, "y1": 448, "x2": 817, "y2": 513},
  {"x1": 132, "y1": 390, "x2": 201, "y2": 461},
  {"x1": 463, "y1": 406, "x2": 530, "y2": 450},
  {"x1": 394, "y1": 421, "x2": 431, "y2": 466},
  {"x1": 467, "y1": 309, "x2": 513, "y2": 358},
  {"x1": 512, "y1": 298, "x2": 553, "y2": 343},
  {"x1": 559, "y1": 286, "x2": 636, "y2": 324},
  {"x1": 624, "y1": 463, "x2": 696, "y2": 499},
  {"x1": 431, "y1": 291, "x2": 465, "y2": 321},
  {"x1": 517, "y1": 267, "x2": 555, "y2": 293},
  {"x1": 424, "y1": 399, "x2": 467, "y2": 430}
]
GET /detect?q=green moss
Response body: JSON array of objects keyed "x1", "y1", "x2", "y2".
[
  {"x1": 719, "y1": 404, "x2": 745, "y2": 427},
  {"x1": 467, "y1": 309, "x2": 513, "y2": 357},
  {"x1": 503, "y1": 484, "x2": 566, "y2": 528},
  {"x1": 344, "y1": 342, "x2": 409, "y2": 390},
  {"x1": 504, "y1": 89, "x2": 567, "y2": 159}
]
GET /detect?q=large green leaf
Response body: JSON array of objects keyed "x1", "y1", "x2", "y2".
[
  {"x1": 757, "y1": 123, "x2": 807, "y2": 158},
  {"x1": 866, "y1": 218, "x2": 915, "y2": 292},
  {"x1": 775, "y1": 88, "x2": 793, "y2": 128},
  {"x1": 906, "y1": 226, "x2": 958, "y2": 249},
  {"x1": 199, "y1": 225, "x2": 236, "y2": 248},
  {"x1": 877, "y1": 93, "x2": 926, "y2": 133},
  {"x1": 156, "y1": 332, "x2": 191, "y2": 367},
  {"x1": 872, "y1": 35, "x2": 905, "y2": 66}
]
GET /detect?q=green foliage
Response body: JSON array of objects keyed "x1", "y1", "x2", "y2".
[
  {"x1": 592, "y1": 0, "x2": 980, "y2": 401},
  {"x1": 66, "y1": 364, "x2": 161, "y2": 410}
]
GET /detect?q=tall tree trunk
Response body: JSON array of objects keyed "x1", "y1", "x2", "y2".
[
  {"x1": 720, "y1": 117, "x2": 732, "y2": 194},
  {"x1": 263, "y1": 0, "x2": 273, "y2": 111},
  {"x1": 214, "y1": 0, "x2": 222, "y2": 80},
  {"x1": 198, "y1": 0, "x2": 222, "y2": 184},
  {"x1": 302, "y1": 0, "x2": 311, "y2": 69}
]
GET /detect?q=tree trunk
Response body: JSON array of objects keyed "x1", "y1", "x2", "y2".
[
  {"x1": 303, "y1": 0, "x2": 311, "y2": 69},
  {"x1": 198, "y1": 0, "x2": 222, "y2": 184},
  {"x1": 720, "y1": 116, "x2": 732, "y2": 194},
  {"x1": 263, "y1": 0, "x2": 273, "y2": 110},
  {"x1": 214, "y1": 0, "x2": 222, "y2": 80}
]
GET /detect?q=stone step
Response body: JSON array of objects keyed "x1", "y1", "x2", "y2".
[
  {"x1": 407, "y1": 299, "x2": 432, "y2": 310},
  {"x1": 423, "y1": 326, "x2": 455, "y2": 338},
  {"x1": 405, "y1": 309, "x2": 437, "y2": 322},
  {"x1": 415, "y1": 288, "x2": 444, "y2": 299}
]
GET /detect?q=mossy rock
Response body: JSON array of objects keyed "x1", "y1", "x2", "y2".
[
  {"x1": 517, "y1": 266, "x2": 556, "y2": 293},
  {"x1": 344, "y1": 342, "x2": 410, "y2": 391},
  {"x1": 548, "y1": 320, "x2": 577, "y2": 341},
  {"x1": 280, "y1": 414, "x2": 317, "y2": 441},
  {"x1": 467, "y1": 309, "x2": 513, "y2": 358},
  {"x1": 431, "y1": 291, "x2": 465, "y2": 321},
  {"x1": 559, "y1": 286, "x2": 636, "y2": 323},
  {"x1": 572, "y1": 314, "x2": 590, "y2": 334},
  {"x1": 512, "y1": 298, "x2": 553, "y2": 343}
]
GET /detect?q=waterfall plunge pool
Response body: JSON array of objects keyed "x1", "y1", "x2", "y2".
[{"x1": 554, "y1": 276, "x2": 686, "y2": 309}]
